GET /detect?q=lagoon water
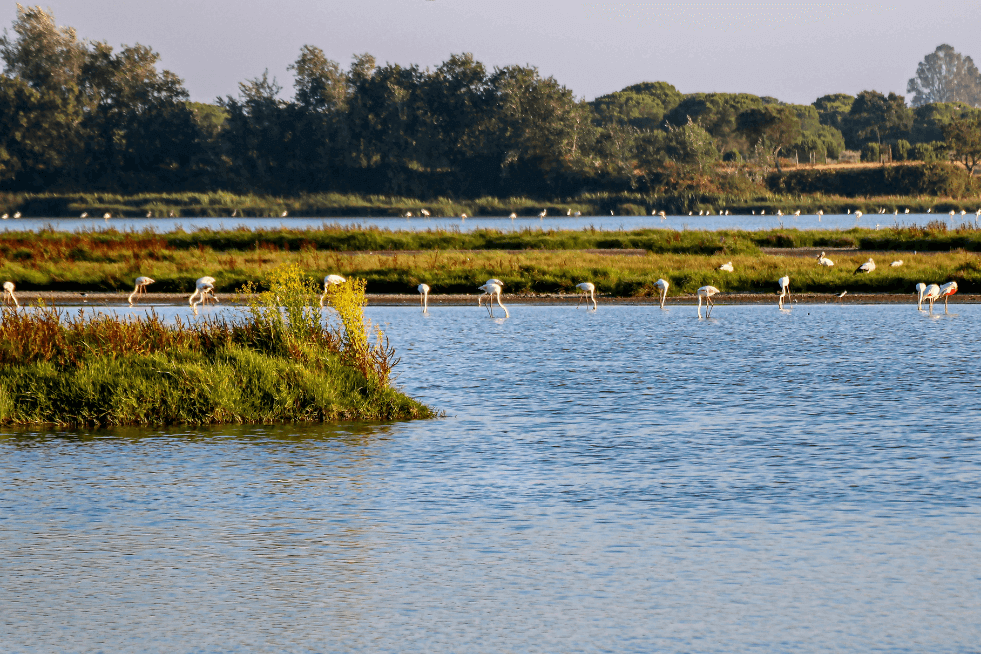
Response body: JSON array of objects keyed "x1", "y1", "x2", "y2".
[
  {"x1": 2, "y1": 211, "x2": 975, "y2": 234},
  {"x1": 2, "y1": 304, "x2": 981, "y2": 652}
]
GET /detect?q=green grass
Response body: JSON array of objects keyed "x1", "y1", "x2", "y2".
[{"x1": 0, "y1": 272, "x2": 435, "y2": 426}]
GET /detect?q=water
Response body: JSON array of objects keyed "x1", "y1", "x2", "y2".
[
  {"x1": 2, "y1": 304, "x2": 980, "y2": 653},
  {"x1": 3, "y1": 211, "x2": 975, "y2": 234}
]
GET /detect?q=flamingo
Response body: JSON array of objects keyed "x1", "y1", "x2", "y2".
[
  {"x1": 817, "y1": 210, "x2": 824, "y2": 222},
  {"x1": 658, "y1": 211, "x2": 666, "y2": 219},
  {"x1": 421, "y1": 209, "x2": 430, "y2": 217},
  {"x1": 80, "y1": 212, "x2": 88, "y2": 218},
  {"x1": 539, "y1": 209, "x2": 547, "y2": 219},
  {"x1": 281, "y1": 211, "x2": 288, "y2": 217},
  {"x1": 404, "y1": 211, "x2": 412, "y2": 218},
  {"x1": 146, "y1": 211, "x2": 152, "y2": 218},
  {"x1": 189, "y1": 276, "x2": 218, "y2": 307},
  {"x1": 938, "y1": 281, "x2": 958, "y2": 314},
  {"x1": 103, "y1": 212, "x2": 110, "y2": 220},
  {"x1": 696, "y1": 285, "x2": 719, "y2": 318},
  {"x1": 906, "y1": 208, "x2": 910, "y2": 214},
  {"x1": 655, "y1": 278, "x2": 669, "y2": 308},
  {"x1": 818, "y1": 252, "x2": 834, "y2": 266},
  {"x1": 778, "y1": 275, "x2": 791, "y2": 309},
  {"x1": 575, "y1": 282, "x2": 597, "y2": 310},
  {"x1": 478, "y1": 279, "x2": 505, "y2": 307},
  {"x1": 461, "y1": 213, "x2": 468, "y2": 220},
  {"x1": 417, "y1": 283, "x2": 430, "y2": 312},
  {"x1": 855, "y1": 210, "x2": 863, "y2": 220},
  {"x1": 1, "y1": 214, "x2": 6, "y2": 220},
  {"x1": 232, "y1": 210, "x2": 237, "y2": 217},
  {"x1": 890, "y1": 260, "x2": 903, "y2": 267},
  {"x1": 855, "y1": 258, "x2": 876, "y2": 274},
  {"x1": 319, "y1": 275, "x2": 347, "y2": 307},
  {"x1": 718, "y1": 261, "x2": 734, "y2": 272},
  {"x1": 922, "y1": 283, "x2": 941, "y2": 313},
  {"x1": 128, "y1": 276, "x2": 155, "y2": 305},
  {"x1": 477, "y1": 282, "x2": 508, "y2": 318},
  {"x1": 509, "y1": 212, "x2": 517, "y2": 219},
  {"x1": 13, "y1": 212, "x2": 21, "y2": 219},
  {"x1": 2, "y1": 281, "x2": 17, "y2": 308},
  {"x1": 915, "y1": 282, "x2": 927, "y2": 310}
]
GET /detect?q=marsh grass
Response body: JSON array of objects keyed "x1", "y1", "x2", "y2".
[{"x1": 0, "y1": 269, "x2": 433, "y2": 426}]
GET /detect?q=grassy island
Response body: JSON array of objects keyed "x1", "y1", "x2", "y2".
[{"x1": 0, "y1": 267, "x2": 434, "y2": 426}]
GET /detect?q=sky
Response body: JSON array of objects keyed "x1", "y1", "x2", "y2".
[{"x1": 5, "y1": 0, "x2": 981, "y2": 105}]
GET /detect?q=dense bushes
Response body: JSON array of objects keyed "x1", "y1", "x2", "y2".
[{"x1": 767, "y1": 162, "x2": 978, "y2": 198}]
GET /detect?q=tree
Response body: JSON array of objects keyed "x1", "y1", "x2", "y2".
[
  {"x1": 942, "y1": 111, "x2": 981, "y2": 174},
  {"x1": 908, "y1": 45, "x2": 981, "y2": 108},
  {"x1": 589, "y1": 81, "x2": 682, "y2": 130},
  {"x1": 736, "y1": 105, "x2": 801, "y2": 166},
  {"x1": 813, "y1": 94, "x2": 855, "y2": 132},
  {"x1": 664, "y1": 117, "x2": 718, "y2": 172},
  {"x1": 841, "y1": 91, "x2": 912, "y2": 148}
]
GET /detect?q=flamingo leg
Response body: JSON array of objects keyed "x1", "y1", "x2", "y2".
[
  {"x1": 576, "y1": 293, "x2": 583, "y2": 309},
  {"x1": 945, "y1": 296, "x2": 950, "y2": 314}
]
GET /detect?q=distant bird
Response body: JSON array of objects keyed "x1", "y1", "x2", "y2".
[
  {"x1": 80, "y1": 212, "x2": 88, "y2": 218},
  {"x1": 2, "y1": 281, "x2": 17, "y2": 308},
  {"x1": 938, "y1": 281, "x2": 958, "y2": 314},
  {"x1": 460, "y1": 213, "x2": 468, "y2": 220},
  {"x1": 894, "y1": 209, "x2": 898, "y2": 216},
  {"x1": 696, "y1": 285, "x2": 719, "y2": 318},
  {"x1": 922, "y1": 283, "x2": 941, "y2": 313},
  {"x1": 509, "y1": 212, "x2": 517, "y2": 220},
  {"x1": 281, "y1": 211, "x2": 288, "y2": 217},
  {"x1": 658, "y1": 211, "x2": 666, "y2": 219},
  {"x1": 890, "y1": 260, "x2": 903, "y2": 267},
  {"x1": 103, "y1": 212, "x2": 110, "y2": 220},
  {"x1": 1, "y1": 214, "x2": 6, "y2": 220},
  {"x1": 189, "y1": 276, "x2": 218, "y2": 307},
  {"x1": 655, "y1": 278, "x2": 669, "y2": 308},
  {"x1": 794, "y1": 210, "x2": 801, "y2": 217},
  {"x1": 231, "y1": 210, "x2": 237, "y2": 217},
  {"x1": 417, "y1": 283, "x2": 430, "y2": 312},
  {"x1": 420, "y1": 209, "x2": 430, "y2": 217},
  {"x1": 539, "y1": 209, "x2": 547, "y2": 219},
  {"x1": 718, "y1": 261, "x2": 734, "y2": 272},
  {"x1": 817, "y1": 210, "x2": 824, "y2": 222},
  {"x1": 915, "y1": 282, "x2": 927, "y2": 311},
  {"x1": 574, "y1": 211, "x2": 582, "y2": 217},
  {"x1": 567, "y1": 209, "x2": 572, "y2": 216},
  {"x1": 319, "y1": 274, "x2": 347, "y2": 307},
  {"x1": 817, "y1": 251, "x2": 834, "y2": 267},
  {"x1": 478, "y1": 279, "x2": 505, "y2": 307},
  {"x1": 777, "y1": 210, "x2": 783, "y2": 217},
  {"x1": 146, "y1": 211, "x2": 152, "y2": 218},
  {"x1": 855, "y1": 210, "x2": 863, "y2": 220},
  {"x1": 927, "y1": 208, "x2": 932, "y2": 213},
  {"x1": 13, "y1": 212, "x2": 21, "y2": 219},
  {"x1": 478, "y1": 282, "x2": 508, "y2": 318},
  {"x1": 949, "y1": 209, "x2": 956, "y2": 217},
  {"x1": 855, "y1": 258, "x2": 876, "y2": 274},
  {"x1": 128, "y1": 276, "x2": 155, "y2": 305},
  {"x1": 961, "y1": 209, "x2": 967, "y2": 216},
  {"x1": 404, "y1": 211, "x2": 412, "y2": 218},
  {"x1": 778, "y1": 275, "x2": 791, "y2": 309},
  {"x1": 575, "y1": 282, "x2": 597, "y2": 310},
  {"x1": 169, "y1": 210, "x2": 175, "y2": 218},
  {"x1": 835, "y1": 290, "x2": 848, "y2": 302},
  {"x1": 905, "y1": 208, "x2": 910, "y2": 214}
]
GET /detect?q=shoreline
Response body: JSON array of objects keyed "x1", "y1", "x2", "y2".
[{"x1": 14, "y1": 291, "x2": 970, "y2": 306}]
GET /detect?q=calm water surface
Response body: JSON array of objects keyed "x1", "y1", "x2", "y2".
[
  {"x1": 3, "y1": 211, "x2": 975, "y2": 233},
  {"x1": 2, "y1": 304, "x2": 980, "y2": 653}
]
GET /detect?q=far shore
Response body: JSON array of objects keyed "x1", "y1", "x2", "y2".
[{"x1": 12, "y1": 291, "x2": 968, "y2": 307}]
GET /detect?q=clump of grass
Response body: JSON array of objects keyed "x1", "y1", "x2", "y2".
[{"x1": 0, "y1": 269, "x2": 434, "y2": 426}]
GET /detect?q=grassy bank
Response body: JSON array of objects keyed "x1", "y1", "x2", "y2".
[
  {"x1": 0, "y1": 268, "x2": 435, "y2": 426},
  {"x1": 1, "y1": 225, "x2": 980, "y2": 296}
]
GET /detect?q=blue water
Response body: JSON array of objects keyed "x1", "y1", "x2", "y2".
[
  {"x1": 2, "y1": 304, "x2": 980, "y2": 653},
  {"x1": 3, "y1": 211, "x2": 977, "y2": 234}
]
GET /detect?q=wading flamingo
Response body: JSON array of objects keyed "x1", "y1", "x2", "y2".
[
  {"x1": 478, "y1": 282, "x2": 509, "y2": 318},
  {"x1": 915, "y1": 283, "x2": 927, "y2": 310},
  {"x1": 938, "y1": 281, "x2": 958, "y2": 314},
  {"x1": 855, "y1": 258, "x2": 876, "y2": 274},
  {"x1": 2, "y1": 281, "x2": 17, "y2": 308},
  {"x1": 418, "y1": 283, "x2": 430, "y2": 312},
  {"x1": 128, "y1": 276, "x2": 155, "y2": 305},
  {"x1": 478, "y1": 279, "x2": 505, "y2": 307},
  {"x1": 655, "y1": 278, "x2": 669, "y2": 308},
  {"x1": 189, "y1": 276, "x2": 218, "y2": 307},
  {"x1": 190, "y1": 285, "x2": 213, "y2": 315},
  {"x1": 319, "y1": 275, "x2": 347, "y2": 307},
  {"x1": 575, "y1": 282, "x2": 597, "y2": 310},
  {"x1": 922, "y1": 283, "x2": 941, "y2": 313},
  {"x1": 778, "y1": 275, "x2": 791, "y2": 309},
  {"x1": 696, "y1": 285, "x2": 719, "y2": 318}
]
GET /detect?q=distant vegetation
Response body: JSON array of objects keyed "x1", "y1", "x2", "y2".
[
  {"x1": 4, "y1": 7, "x2": 981, "y2": 202},
  {"x1": 0, "y1": 266, "x2": 434, "y2": 426}
]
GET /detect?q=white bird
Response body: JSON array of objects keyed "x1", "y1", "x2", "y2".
[
  {"x1": 794, "y1": 210, "x2": 801, "y2": 217},
  {"x1": 128, "y1": 276, "x2": 155, "y2": 305},
  {"x1": 103, "y1": 212, "x2": 110, "y2": 220},
  {"x1": 404, "y1": 211, "x2": 412, "y2": 218},
  {"x1": 777, "y1": 210, "x2": 783, "y2": 217},
  {"x1": 574, "y1": 211, "x2": 582, "y2": 217},
  {"x1": 905, "y1": 208, "x2": 910, "y2": 214},
  {"x1": 80, "y1": 212, "x2": 88, "y2": 218},
  {"x1": 575, "y1": 282, "x2": 597, "y2": 310},
  {"x1": 231, "y1": 210, "x2": 237, "y2": 217},
  {"x1": 189, "y1": 276, "x2": 218, "y2": 307},
  {"x1": 778, "y1": 275, "x2": 791, "y2": 309},
  {"x1": 2, "y1": 281, "x2": 18, "y2": 308},
  {"x1": 961, "y1": 209, "x2": 967, "y2": 216},
  {"x1": 817, "y1": 251, "x2": 835, "y2": 267},
  {"x1": 950, "y1": 210, "x2": 956, "y2": 217},
  {"x1": 817, "y1": 210, "x2": 824, "y2": 222},
  {"x1": 13, "y1": 212, "x2": 21, "y2": 219},
  {"x1": 461, "y1": 213, "x2": 468, "y2": 220},
  {"x1": 567, "y1": 209, "x2": 572, "y2": 216},
  {"x1": 655, "y1": 278, "x2": 669, "y2": 308},
  {"x1": 420, "y1": 209, "x2": 430, "y2": 217},
  {"x1": 509, "y1": 212, "x2": 517, "y2": 220},
  {"x1": 1, "y1": 214, "x2": 6, "y2": 220},
  {"x1": 922, "y1": 283, "x2": 941, "y2": 313},
  {"x1": 915, "y1": 282, "x2": 927, "y2": 311},
  {"x1": 855, "y1": 210, "x2": 863, "y2": 220},
  {"x1": 938, "y1": 281, "x2": 958, "y2": 314},
  {"x1": 696, "y1": 285, "x2": 720, "y2": 318},
  {"x1": 146, "y1": 211, "x2": 152, "y2": 218},
  {"x1": 169, "y1": 210, "x2": 175, "y2": 217},
  {"x1": 836, "y1": 290, "x2": 848, "y2": 302},
  {"x1": 855, "y1": 258, "x2": 876, "y2": 274},
  {"x1": 927, "y1": 208, "x2": 932, "y2": 213},
  {"x1": 319, "y1": 274, "x2": 347, "y2": 307},
  {"x1": 281, "y1": 211, "x2": 288, "y2": 217},
  {"x1": 890, "y1": 260, "x2": 903, "y2": 267},
  {"x1": 658, "y1": 211, "x2": 666, "y2": 219},
  {"x1": 478, "y1": 279, "x2": 505, "y2": 307},
  {"x1": 418, "y1": 283, "x2": 430, "y2": 312},
  {"x1": 539, "y1": 209, "x2": 547, "y2": 219},
  {"x1": 718, "y1": 261, "x2": 734, "y2": 272},
  {"x1": 477, "y1": 282, "x2": 508, "y2": 318}
]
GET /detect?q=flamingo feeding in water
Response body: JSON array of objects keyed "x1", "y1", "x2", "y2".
[
  {"x1": 2, "y1": 281, "x2": 17, "y2": 308},
  {"x1": 922, "y1": 283, "x2": 941, "y2": 313},
  {"x1": 575, "y1": 282, "x2": 597, "y2": 310},
  {"x1": 655, "y1": 278, "x2": 669, "y2": 308},
  {"x1": 915, "y1": 283, "x2": 927, "y2": 310},
  {"x1": 319, "y1": 275, "x2": 347, "y2": 307},
  {"x1": 477, "y1": 282, "x2": 509, "y2": 318},
  {"x1": 778, "y1": 276, "x2": 791, "y2": 309},
  {"x1": 189, "y1": 276, "x2": 218, "y2": 308},
  {"x1": 938, "y1": 281, "x2": 958, "y2": 314},
  {"x1": 696, "y1": 285, "x2": 719, "y2": 318},
  {"x1": 418, "y1": 283, "x2": 430, "y2": 312},
  {"x1": 478, "y1": 279, "x2": 505, "y2": 307},
  {"x1": 128, "y1": 276, "x2": 155, "y2": 305}
]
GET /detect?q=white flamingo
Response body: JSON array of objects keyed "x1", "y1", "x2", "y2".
[
  {"x1": 418, "y1": 283, "x2": 430, "y2": 312},
  {"x1": 128, "y1": 276, "x2": 155, "y2": 305},
  {"x1": 2, "y1": 281, "x2": 17, "y2": 308},
  {"x1": 281, "y1": 211, "x2": 288, "y2": 217},
  {"x1": 855, "y1": 258, "x2": 876, "y2": 274},
  {"x1": 817, "y1": 251, "x2": 834, "y2": 266},
  {"x1": 189, "y1": 276, "x2": 218, "y2": 307},
  {"x1": 80, "y1": 212, "x2": 88, "y2": 218},
  {"x1": 817, "y1": 210, "x2": 823, "y2": 222},
  {"x1": 478, "y1": 279, "x2": 505, "y2": 307},
  {"x1": 421, "y1": 209, "x2": 430, "y2": 217},
  {"x1": 915, "y1": 282, "x2": 927, "y2": 310},
  {"x1": 539, "y1": 209, "x2": 547, "y2": 219},
  {"x1": 718, "y1": 261, "x2": 734, "y2": 272},
  {"x1": 938, "y1": 281, "x2": 958, "y2": 314},
  {"x1": 575, "y1": 282, "x2": 597, "y2": 310},
  {"x1": 13, "y1": 212, "x2": 21, "y2": 219},
  {"x1": 478, "y1": 282, "x2": 508, "y2": 318},
  {"x1": 922, "y1": 284, "x2": 941, "y2": 313},
  {"x1": 655, "y1": 278, "x2": 669, "y2": 308},
  {"x1": 319, "y1": 275, "x2": 347, "y2": 307},
  {"x1": 855, "y1": 210, "x2": 863, "y2": 220},
  {"x1": 778, "y1": 275, "x2": 791, "y2": 309},
  {"x1": 509, "y1": 212, "x2": 517, "y2": 220},
  {"x1": 696, "y1": 285, "x2": 719, "y2": 318}
]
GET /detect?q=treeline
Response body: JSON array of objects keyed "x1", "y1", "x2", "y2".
[{"x1": 3, "y1": 6, "x2": 981, "y2": 199}]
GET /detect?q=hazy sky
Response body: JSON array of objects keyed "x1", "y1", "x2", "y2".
[{"x1": 5, "y1": 1, "x2": 981, "y2": 104}]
